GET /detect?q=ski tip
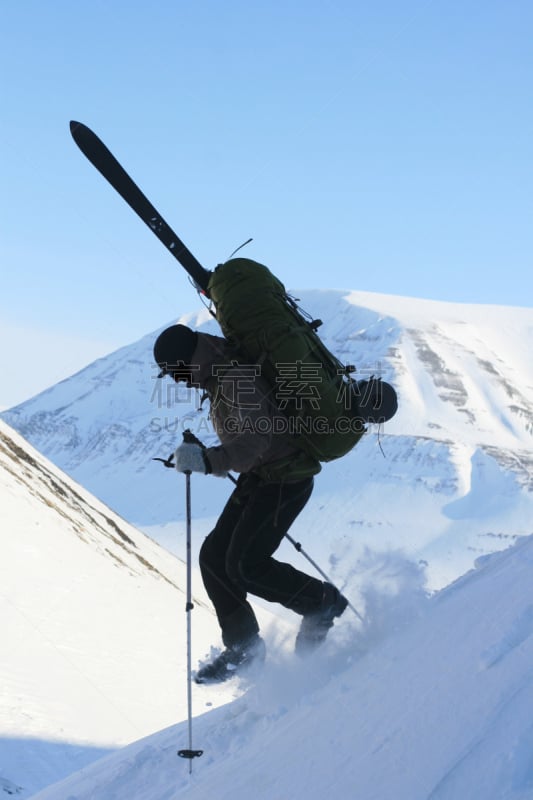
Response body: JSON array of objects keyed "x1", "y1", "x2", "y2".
[{"x1": 69, "y1": 120, "x2": 82, "y2": 134}]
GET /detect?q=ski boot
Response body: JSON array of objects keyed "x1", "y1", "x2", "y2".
[
  {"x1": 195, "y1": 634, "x2": 266, "y2": 684},
  {"x1": 295, "y1": 582, "x2": 348, "y2": 656}
]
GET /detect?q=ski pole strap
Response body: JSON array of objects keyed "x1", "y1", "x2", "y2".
[{"x1": 153, "y1": 455, "x2": 175, "y2": 468}]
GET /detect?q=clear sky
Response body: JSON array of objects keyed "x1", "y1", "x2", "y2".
[{"x1": 1, "y1": 0, "x2": 532, "y2": 407}]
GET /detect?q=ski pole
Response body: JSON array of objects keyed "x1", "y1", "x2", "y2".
[
  {"x1": 176, "y1": 468, "x2": 203, "y2": 771},
  {"x1": 215, "y1": 467, "x2": 364, "y2": 623},
  {"x1": 283, "y1": 532, "x2": 364, "y2": 623},
  {"x1": 154, "y1": 433, "x2": 364, "y2": 625}
]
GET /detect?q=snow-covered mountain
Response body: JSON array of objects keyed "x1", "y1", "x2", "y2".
[
  {"x1": 0, "y1": 420, "x2": 279, "y2": 797},
  {"x1": 4, "y1": 290, "x2": 533, "y2": 592},
  {"x1": 26, "y1": 531, "x2": 533, "y2": 800},
  {"x1": 2, "y1": 288, "x2": 532, "y2": 799}
]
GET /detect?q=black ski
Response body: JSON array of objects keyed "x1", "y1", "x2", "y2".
[{"x1": 69, "y1": 121, "x2": 211, "y2": 293}]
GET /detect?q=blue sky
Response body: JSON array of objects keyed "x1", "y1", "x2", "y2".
[{"x1": 1, "y1": 0, "x2": 532, "y2": 406}]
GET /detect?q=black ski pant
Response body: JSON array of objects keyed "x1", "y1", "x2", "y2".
[{"x1": 199, "y1": 474, "x2": 324, "y2": 648}]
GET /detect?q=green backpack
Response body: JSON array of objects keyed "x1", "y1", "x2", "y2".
[{"x1": 207, "y1": 258, "x2": 365, "y2": 463}]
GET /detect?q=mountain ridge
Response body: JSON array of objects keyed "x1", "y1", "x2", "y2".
[{"x1": 3, "y1": 289, "x2": 532, "y2": 593}]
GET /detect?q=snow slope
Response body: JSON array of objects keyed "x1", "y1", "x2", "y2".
[
  {"x1": 0, "y1": 421, "x2": 279, "y2": 797},
  {"x1": 28, "y1": 533, "x2": 533, "y2": 800},
  {"x1": 2, "y1": 289, "x2": 532, "y2": 797},
  {"x1": 3, "y1": 290, "x2": 533, "y2": 591}
]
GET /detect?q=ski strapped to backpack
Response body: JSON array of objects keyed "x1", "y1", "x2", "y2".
[
  {"x1": 208, "y1": 257, "x2": 368, "y2": 463},
  {"x1": 69, "y1": 122, "x2": 397, "y2": 463}
]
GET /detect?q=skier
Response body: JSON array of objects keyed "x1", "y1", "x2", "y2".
[
  {"x1": 154, "y1": 324, "x2": 397, "y2": 683},
  {"x1": 70, "y1": 121, "x2": 398, "y2": 683}
]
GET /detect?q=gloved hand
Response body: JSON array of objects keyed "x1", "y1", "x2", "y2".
[{"x1": 173, "y1": 442, "x2": 210, "y2": 474}]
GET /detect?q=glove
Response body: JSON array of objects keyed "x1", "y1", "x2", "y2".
[{"x1": 173, "y1": 442, "x2": 210, "y2": 474}]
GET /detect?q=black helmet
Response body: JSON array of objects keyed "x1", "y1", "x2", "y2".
[
  {"x1": 153, "y1": 325, "x2": 198, "y2": 380},
  {"x1": 355, "y1": 377, "x2": 398, "y2": 424}
]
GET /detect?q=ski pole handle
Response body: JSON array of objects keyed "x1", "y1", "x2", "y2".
[{"x1": 182, "y1": 429, "x2": 203, "y2": 447}]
